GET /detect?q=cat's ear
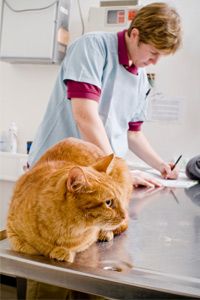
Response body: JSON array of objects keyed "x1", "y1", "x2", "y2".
[
  {"x1": 67, "y1": 167, "x2": 89, "y2": 193},
  {"x1": 92, "y1": 153, "x2": 115, "y2": 175}
]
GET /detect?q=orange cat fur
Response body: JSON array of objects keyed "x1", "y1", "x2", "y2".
[{"x1": 7, "y1": 138, "x2": 132, "y2": 262}]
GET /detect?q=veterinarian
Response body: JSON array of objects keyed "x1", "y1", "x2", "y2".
[{"x1": 28, "y1": 2, "x2": 182, "y2": 188}]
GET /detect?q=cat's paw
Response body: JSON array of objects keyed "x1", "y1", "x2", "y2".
[
  {"x1": 49, "y1": 247, "x2": 75, "y2": 262},
  {"x1": 98, "y1": 230, "x2": 114, "y2": 242}
]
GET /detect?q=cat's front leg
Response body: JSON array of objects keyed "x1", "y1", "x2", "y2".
[
  {"x1": 49, "y1": 247, "x2": 75, "y2": 262},
  {"x1": 98, "y1": 230, "x2": 114, "y2": 242}
]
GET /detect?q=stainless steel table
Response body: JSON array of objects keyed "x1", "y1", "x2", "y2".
[{"x1": 1, "y1": 184, "x2": 200, "y2": 299}]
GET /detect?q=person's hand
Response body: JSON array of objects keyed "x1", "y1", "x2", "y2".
[
  {"x1": 160, "y1": 162, "x2": 179, "y2": 179},
  {"x1": 130, "y1": 170, "x2": 162, "y2": 188}
]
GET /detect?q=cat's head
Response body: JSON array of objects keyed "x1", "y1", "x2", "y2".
[{"x1": 59, "y1": 154, "x2": 130, "y2": 230}]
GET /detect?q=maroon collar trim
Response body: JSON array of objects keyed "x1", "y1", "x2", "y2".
[{"x1": 117, "y1": 30, "x2": 138, "y2": 75}]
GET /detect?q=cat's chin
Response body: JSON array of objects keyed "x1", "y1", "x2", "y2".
[
  {"x1": 98, "y1": 230, "x2": 114, "y2": 242},
  {"x1": 99, "y1": 222, "x2": 127, "y2": 232},
  {"x1": 100, "y1": 219, "x2": 128, "y2": 235},
  {"x1": 113, "y1": 221, "x2": 128, "y2": 235}
]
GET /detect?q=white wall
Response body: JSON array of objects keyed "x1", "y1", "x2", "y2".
[
  {"x1": 140, "y1": 0, "x2": 200, "y2": 162},
  {"x1": 0, "y1": 0, "x2": 200, "y2": 162}
]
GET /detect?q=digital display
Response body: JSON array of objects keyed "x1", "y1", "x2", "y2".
[
  {"x1": 106, "y1": 8, "x2": 137, "y2": 25},
  {"x1": 107, "y1": 10, "x2": 125, "y2": 24},
  {"x1": 128, "y1": 9, "x2": 137, "y2": 21}
]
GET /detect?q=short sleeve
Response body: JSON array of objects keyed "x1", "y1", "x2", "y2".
[
  {"x1": 62, "y1": 34, "x2": 106, "y2": 89},
  {"x1": 66, "y1": 80, "x2": 101, "y2": 102},
  {"x1": 128, "y1": 121, "x2": 143, "y2": 131}
]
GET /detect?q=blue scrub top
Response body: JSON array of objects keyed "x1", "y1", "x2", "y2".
[{"x1": 28, "y1": 31, "x2": 150, "y2": 166}]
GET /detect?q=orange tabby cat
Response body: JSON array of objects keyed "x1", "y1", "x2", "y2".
[{"x1": 7, "y1": 138, "x2": 132, "y2": 262}]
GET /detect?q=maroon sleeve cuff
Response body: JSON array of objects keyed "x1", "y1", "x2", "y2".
[
  {"x1": 128, "y1": 121, "x2": 143, "y2": 131},
  {"x1": 66, "y1": 80, "x2": 101, "y2": 102}
]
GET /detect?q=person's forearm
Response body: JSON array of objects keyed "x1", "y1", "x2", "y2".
[
  {"x1": 72, "y1": 99, "x2": 113, "y2": 155},
  {"x1": 128, "y1": 131, "x2": 164, "y2": 172},
  {"x1": 77, "y1": 117, "x2": 113, "y2": 154}
]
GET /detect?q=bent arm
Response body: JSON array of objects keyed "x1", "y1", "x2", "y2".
[
  {"x1": 128, "y1": 130, "x2": 178, "y2": 179},
  {"x1": 71, "y1": 98, "x2": 113, "y2": 155},
  {"x1": 128, "y1": 130, "x2": 165, "y2": 172}
]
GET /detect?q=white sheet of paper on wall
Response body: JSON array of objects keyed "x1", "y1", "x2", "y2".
[{"x1": 146, "y1": 90, "x2": 185, "y2": 122}]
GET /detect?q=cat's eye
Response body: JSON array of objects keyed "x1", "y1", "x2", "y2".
[{"x1": 105, "y1": 199, "x2": 114, "y2": 208}]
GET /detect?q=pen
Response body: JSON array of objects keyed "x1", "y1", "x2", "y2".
[{"x1": 171, "y1": 155, "x2": 182, "y2": 171}]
